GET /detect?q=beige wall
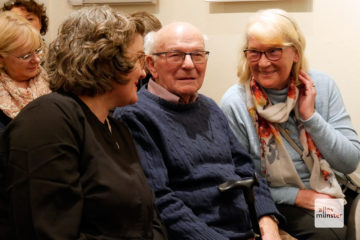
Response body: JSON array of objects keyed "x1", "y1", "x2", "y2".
[{"x1": 3, "y1": 0, "x2": 360, "y2": 133}]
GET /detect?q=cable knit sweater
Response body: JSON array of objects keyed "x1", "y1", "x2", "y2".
[
  {"x1": 220, "y1": 69, "x2": 360, "y2": 205},
  {"x1": 114, "y1": 88, "x2": 283, "y2": 240}
]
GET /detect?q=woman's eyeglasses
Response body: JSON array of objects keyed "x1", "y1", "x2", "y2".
[
  {"x1": 13, "y1": 47, "x2": 44, "y2": 62},
  {"x1": 243, "y1": 46, "x2": 291, "y2": 62}
]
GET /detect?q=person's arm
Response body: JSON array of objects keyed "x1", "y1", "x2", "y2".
[
  {"x1": 151, "y1": 206, "x2": 168, "y2": 240},
  {"x1": 118, "y1": 110, "x2": 229, "y2": 240},
  {"x1": 0, "y1": 110, "x2": 11, "y2": 136},
  {"x1": 221, "y1": 89, "x2": 300, "y2": 206},
  {"x1": 299, "y1": 71, "x2": 360, "y2": 173},
  {"x1": 3, "y1": 100, "x2": 88, "y2": 240},
  {"x1": 224, "y1": 113, "x2": 285, "y2": 236},
  {"x1": 294, "y1": 189, "x2": 333, "y2": 211}
]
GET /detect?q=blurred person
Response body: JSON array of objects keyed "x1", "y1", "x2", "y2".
[
  {"x1": 221, "y1": 8, "x2": 360, "y2": 239},
  {"x1": 0, "y1": 6, "x2": 167, "y2": 240},
  {"x1": 130, "y1": 11, "x2": 162, "y2": 90},
  {"x1": 131, "y1": 11, "x2": 161, "y2": 35},
  {"x1": 114, "y1": 21, "x2": 285, "y2": 240},
  {"x1": 2, "y1": 0, "x2": 48, "y2": 36}
]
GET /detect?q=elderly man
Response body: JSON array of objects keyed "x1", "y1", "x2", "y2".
[{"x1": 113, "y1": 22, "x2": 284, "y2": 240}]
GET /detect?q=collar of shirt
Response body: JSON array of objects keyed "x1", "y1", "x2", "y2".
[{"x1": 147, "y1": 79, "x2": 198, "y2": 104}]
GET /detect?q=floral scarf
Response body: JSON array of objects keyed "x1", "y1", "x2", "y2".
[
  {"x1": 245, "y1": 76, "x2": 344, "y2": 199},
  {"x1": 0, "y1": 67, "x2": 51, "y2": 119}
]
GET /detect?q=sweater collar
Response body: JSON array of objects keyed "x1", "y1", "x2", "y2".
[{"x1": 147, "y1": 79, "x2": 198, "y2": 104}]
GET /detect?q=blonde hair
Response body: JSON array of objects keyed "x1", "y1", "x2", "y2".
[
  {"x1": 238, "y1": 8, "x2": 308, "y2": 84},
  {"x1": 0, "y1": 11, "x2": 42, "y2": 70}
]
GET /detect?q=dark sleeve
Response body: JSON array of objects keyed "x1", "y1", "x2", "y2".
[
  {"x1": 116, "y1": 109, "x2": 229, "y2": 240},
  {"x1": 225, "y1": 116, "x2": 285, "y2": 225},
  {"x1": 0, "y1": 110, "x2": 11, "y2": 136},
  {"x1": 2, "y1": 100, "x2": 88, "y2": 240},
  {"x1": 0, "y1": 111, "x2": 13, "y2": 238},
  {"x1": 152, "y1": 206, "x2": 168, "y2": 240},
  {"x1": 0, "y1": 153, "x2": 14, "y2": 239}
]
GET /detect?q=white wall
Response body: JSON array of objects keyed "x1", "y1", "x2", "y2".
[{"x1": 3, "y1": 0, "x2": 360, "y2": 134}]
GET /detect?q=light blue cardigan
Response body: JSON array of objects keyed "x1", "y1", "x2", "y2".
[{"x1": 220, "y1": 69, "x2": 360, "y2": 205}]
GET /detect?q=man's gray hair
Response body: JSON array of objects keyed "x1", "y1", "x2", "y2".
[
  {"x1": 144, "y1": 31, "x2": 156, "y2": 55},
  {"x1": 144, "y1": 30, "x2": 208, "y2": 55}
]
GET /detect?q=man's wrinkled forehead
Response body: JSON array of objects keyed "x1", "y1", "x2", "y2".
[{"x1": 154, "y1": 22, "x2": 205, "y2": 51}]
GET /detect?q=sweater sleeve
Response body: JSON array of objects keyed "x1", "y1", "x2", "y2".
[
  {"x1": 2, "y1": 98, "x2": 88, "y2": 240},
  {"x1": 116, "y1": 109, "x2": 229, "y2": 240},
  {"x1": 301, "y1": 73, "x2": 360, "y2": 173},
  {"x1": 226, "y1": 119, "x2": 285, "y2": 224}
]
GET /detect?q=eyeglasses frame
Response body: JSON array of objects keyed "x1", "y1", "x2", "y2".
[
  {"x1": 152, "y1": 50, "x2": 210, "y2": 64},
  {"x1": 243, "y1": 45, "x2": 292, "y2": 62},
  {"x1": 9, "y1": 46, "x2": 44, "y2": 62}
]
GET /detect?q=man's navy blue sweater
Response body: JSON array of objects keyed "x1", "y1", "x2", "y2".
[{"x1": 114, "y1": 88, "x2": 283, "y2": 240}]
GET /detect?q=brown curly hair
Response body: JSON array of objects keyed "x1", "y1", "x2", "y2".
[
  {"x1": 46, "y1": 6, "x2": 145, "y2": 97},
  {"x1": 130, "y1": 11, "x2": 162, "y2": 35},
  {"x1": 2, "y1": 0, "x2": 48, "y2": 35}
]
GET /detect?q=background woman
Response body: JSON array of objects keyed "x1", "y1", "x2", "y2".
[
  {"x1": 130, "y1": 11, "x2": 162, "y2": 90},
  {"x1": 221, "y1": 8, "x2": 360, "y2": 239},
  {"x1": 0, "y1": 11, "x2": 49, "y2": 134},
  {"x1": 1, "y1": 6, "x2": 167, "y2": 240},
  {"x1": 2, "y1": 0, "x2": 48, "y2": 36}
]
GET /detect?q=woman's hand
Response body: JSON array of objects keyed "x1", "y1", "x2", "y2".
[
  {"x1": 295, "y1": 189, "x2": 333, "y2": 210},
  {"x1": 298, "y1": 70, "x2": 316, "y2": 120}
]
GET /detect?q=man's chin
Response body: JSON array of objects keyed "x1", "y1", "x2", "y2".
[{"x1": 177, "y1": 87, "x2": 199, "y2": 95}]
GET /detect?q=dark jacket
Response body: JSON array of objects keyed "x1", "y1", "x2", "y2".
[
  {"x1": 0, "y1": 92, "x2": 167, "y2": 240},
  {"x1": 0, "y1": 110, "x2": 11, "y2": 136}
]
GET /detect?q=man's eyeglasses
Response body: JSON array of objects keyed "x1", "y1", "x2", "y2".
[
  {"x1": 243, "y1": 46, "x2": 291, "y2": 62},
  {"x1": 13, "y1": 47, "x2": 44, "y2": 62},
  {"x1": 152, "y1": 51, "x2": 210, "y2": 64}
]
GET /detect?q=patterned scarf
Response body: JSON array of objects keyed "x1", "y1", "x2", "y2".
[
  {"x1": 0, "y1": 67, "x2": 51, "y2": 119},
  {"x1": 245, "y1": 76, "x2": 344, "y2": 198}
]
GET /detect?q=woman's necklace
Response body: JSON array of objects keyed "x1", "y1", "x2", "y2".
[{"x1": 105, "y1": 117, "x2": 120, "y2": 149}]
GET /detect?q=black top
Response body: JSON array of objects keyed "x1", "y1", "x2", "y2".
[
  {"x1": 0, "y1": 110, "x2": 11, "y2": 135},
  {"x1": 0, "y1": 92, "x2": 167, "y2": 240}
]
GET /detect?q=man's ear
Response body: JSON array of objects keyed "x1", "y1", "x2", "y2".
[{"x1": 146, "y1": 55, "x2": 158, "y2": 79}]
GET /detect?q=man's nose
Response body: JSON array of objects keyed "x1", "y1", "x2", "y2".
[{"x1": 181, "y1": 54, "x2": 195, "y2": 68}]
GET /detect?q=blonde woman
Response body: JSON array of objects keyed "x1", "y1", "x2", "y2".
[
  {"x1": 221, "y1": 8, "x2": 359, "y2": 239},
  {"x1": 0, "y1": 11, "x2": 50, "y2": 134}
]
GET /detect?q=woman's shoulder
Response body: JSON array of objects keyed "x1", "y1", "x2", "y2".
[
  {"x1": 309, "y1": 69, "x2": 336, "y2": 86},
  {"x1": 220, "y1": 83, "x2": 246, "y2": 109},
  {"x1": 309, "y1": 69, "x2": 339, "y2": 96},
  {"x1": 27, "y1": 92, "x2": 78, "y2": 108},
  {"x1": 18, "y1": 92, "x2": 84, "y2": 123}
]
